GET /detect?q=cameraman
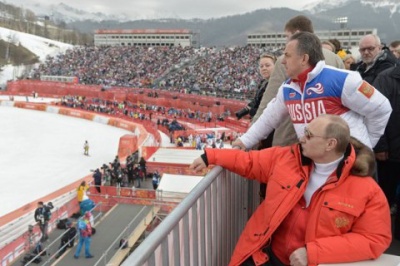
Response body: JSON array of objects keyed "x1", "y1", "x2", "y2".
[
  {"x1": 34, "y1": 201, "x2": 53, "y2": 242},
  {"x1": 236, "y1": 53, "x2": 277, "y2": 121}
]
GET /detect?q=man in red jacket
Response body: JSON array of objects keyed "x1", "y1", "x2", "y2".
[{"x1": 190, "y1": 114, "x2": 391, "y2": 266}]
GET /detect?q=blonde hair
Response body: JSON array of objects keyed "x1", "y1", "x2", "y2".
[
  {"x1": 259, "y1": 53, "x2": 277, "y2": 63},
  {"x1": 322, "y1": 41, "x2": 336, "y2": 52},
  {"x1": 342, "y1": 54, "x2": 355, "y2": 62}
]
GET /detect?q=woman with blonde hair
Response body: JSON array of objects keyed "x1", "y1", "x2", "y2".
[
  {"x1": 235, "y1": 52, "x2": 278, "y2": 201},
  {"x1": 342, "y1": 54, "x2": 356, "y2": 70},
  {"x1": 235, "y1": 53, "x2": 277, "y2": 120}
]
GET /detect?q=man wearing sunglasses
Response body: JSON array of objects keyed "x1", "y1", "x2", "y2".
[
  {"x1": 190, "y1": 114, "x2": 391, "y2": 266},
  {"x1": 233, "y1": 32, "x2": 391, "y2": 151}
]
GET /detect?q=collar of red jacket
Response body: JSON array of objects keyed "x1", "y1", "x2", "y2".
[
  {"x1": 296, "y1": 142, "x2": 354, "y2": 180},
  {"x1": 291, "y1": 66, "x2": 314, "y2": 90}
]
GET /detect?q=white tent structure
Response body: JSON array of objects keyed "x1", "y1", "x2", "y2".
[
  {"x1": 148, "y1": 148, "x2": 204, "y2": 164},
  {"x1": 156, "y1": 174, "x2": 204, "y2": 202}
]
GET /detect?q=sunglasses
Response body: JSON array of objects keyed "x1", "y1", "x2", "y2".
[
  {"x1": 303, "y1": 127, "x2": 326, "y2": 140},
  {"x1": 358, "y1": 46, "x2": 377, "y2": 53}
]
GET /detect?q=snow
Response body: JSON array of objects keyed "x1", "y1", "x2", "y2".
[
  {"x1": 0, "y1": 27, "x2": 73, "y2": 61},
  {"x1": 0, "y1": 27, "x2": 216, "y2": 220},
  {"x1": 0, "y1": 105, "x2": 132, "y2": 217},
  {"x1": 0, "y1": 26, "x2": 73, "y2": 87}
]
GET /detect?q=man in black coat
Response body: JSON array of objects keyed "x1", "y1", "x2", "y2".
[
  {"x1": 93, "y1": 168, "x2": 102, "y2": 193},
  {"x1": 351, "y1": 34, "x2": 397, "y2": 84},
  {"x1": 373, "y1": 65, "x2": 400, "y2": 240},
  {"x1": 34, "y1": 201, "x2": 52, "y2": 242},
  {"x1": 55, "y1": 220, "x2": 77, "y2": 259}
]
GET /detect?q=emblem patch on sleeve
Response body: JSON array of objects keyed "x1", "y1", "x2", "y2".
[{"x1": 357, "y1": 81, "x2": 375, "y2": 99}]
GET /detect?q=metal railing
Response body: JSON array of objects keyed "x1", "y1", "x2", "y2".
[
  {"x1": 122, "y1": 166, "x2": 259, "y2": 266},
  {"x1": 0, "y1": 191, "x2": 77, "y2": 250},
  {"x1": 93, "y1": 205, "x2": 154, "y2": 266},
  {"x1": 23, "y1": 202, "x2": 103, "y2": 266}
]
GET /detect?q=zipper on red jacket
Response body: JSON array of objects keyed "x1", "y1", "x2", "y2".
[
  {"x1": 254, "y1": 227, "x2": 269, "y2": 236},
  {"x1": 296, "y1": 179, "x2": 304, "y2": 188},
  {"x1": 253, "y1": 177, "x2": 305, "y2": 238}
]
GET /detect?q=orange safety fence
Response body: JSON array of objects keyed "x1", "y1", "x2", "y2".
[
  {"x1": 58, "y1": 107, "x2": 96, "y2": 120},
  {"x1": 5, "y1": 80, "x2": 247, "y2": 112},
  {"x1": 7, "y1": 80, "x2": 102, "y2": 98},
  {"x1": 0, "y1": 105, "x2": 154, "y2": 225},
  {"x1": 107, "y1": 117, "x2": 137, "y2": 131},
  {"x1": 118, "y1": 135, "x2": 138, "y2": 162},
  {"x1": 89, "y1": 186, "x2": 156, "y2": 200},
  {"x1": 5, "y1": 80, "x2": 249, "y2": 126},
  {"x1": 0, "y1": 174, "x2": 91, "y2": 227},
  {"x1": 140, "y1": 120, "x2": 162, "y2": 145}
]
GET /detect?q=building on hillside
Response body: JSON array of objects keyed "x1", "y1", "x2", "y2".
[
  {"x1": 247, "y1": 28, "x2": 377, "y2": 51},
  {"x1": 94, "y1": 29, "x2": 195, "y2": 47}
]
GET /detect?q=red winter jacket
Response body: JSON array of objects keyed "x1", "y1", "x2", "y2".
[{"x1": 204, "y1": 143, "x2": 391, "y2": 266}]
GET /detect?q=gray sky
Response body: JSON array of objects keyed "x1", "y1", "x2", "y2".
[{"x1": 15, "y1": 0, "x2": 319, "y2": 19}]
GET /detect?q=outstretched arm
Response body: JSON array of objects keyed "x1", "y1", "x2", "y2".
[
  {"x1": 189, "y1": 156, "x2": 208, "y2": 173},
  {"x1": 239, "y1": 87, "x2": 288, "y2": 149}
]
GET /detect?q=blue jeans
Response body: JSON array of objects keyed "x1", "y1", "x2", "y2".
[{"x1": 74, "y1": 236, "x2": 92, "y2": 258}]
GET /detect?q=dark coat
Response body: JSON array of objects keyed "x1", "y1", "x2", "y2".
[
  {"x1": 249, "y1": 79, "x2": 274, "y2": 149},
  {"x1": 352, "y1": 49, "x2": 397, "y2": 84},
  {"x1": 249, "y1": 79, "x2": 269, "y2": 118},
  {"x1": 373, "y1": 66, "x2": 400, "y2": 161},
  {"x1": 34, "y1": 206, "x2": 51, "y2": 224},
  {"x1": 93, "y1": 169, "x2": 102, "y2": 185}
]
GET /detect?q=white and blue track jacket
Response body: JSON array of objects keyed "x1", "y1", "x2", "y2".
[{"x1": 240, "y1": 61, "x2": 392, "y2": 149}]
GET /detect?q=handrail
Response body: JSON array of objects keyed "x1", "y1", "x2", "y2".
[
  {"x1": 121, "y1": 166, "x2": 255, "y2": 266},
  {"x1": 24, "y1": 203, "x2": 103, "y2": 266},
  {"x1": 0, "y1": 191, "x2": 76, "y2": 255},
  {"x1": 93, "y1": 205, "x2": 150, "y2": 266},
  {"x1": 0, "y1": 191, "x2": 77, "y2": 249},
  {"x1": 122, "y1": 166, "x2": 223, "y2": 265}
]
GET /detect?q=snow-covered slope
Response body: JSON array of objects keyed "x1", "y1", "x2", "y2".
[
  {"x1": 0, "y1": 27, "x2": 73, "y2": 86},
  {"x1": 305, "y1": 0, "x2": 400, "y2": 15},
  {"x1": 0, "y1": 27, "x2": 73, "y2": 61}
]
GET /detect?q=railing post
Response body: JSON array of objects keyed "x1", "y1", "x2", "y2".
[{"x1": 121, "y1": 167, "x2": 256, "y2": 266}]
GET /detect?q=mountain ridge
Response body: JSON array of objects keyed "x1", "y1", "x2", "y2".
[{"x1": 2, "y1": 0, "x2": 400, "y2": 46}]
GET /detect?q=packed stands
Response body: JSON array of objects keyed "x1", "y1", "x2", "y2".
[{"x1": 31, "y1": 45, "x2": 282, "y2": 101}]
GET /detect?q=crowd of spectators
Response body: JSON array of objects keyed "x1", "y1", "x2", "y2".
[
  {"x1": 32, "y1": 45, "x2": 200, "y2": 88},
  {"x1": 59, "y1": 95, "x2": 233, "y2": 124},
  {"x1": 159, "y1": 46, "x2": 281, "y2": 99},
  {"x1": 32, "y1": 45, "x2": 282, "y2": 101}
]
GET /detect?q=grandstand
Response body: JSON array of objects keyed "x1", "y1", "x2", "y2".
[
  {"x1": 94, "y1": 29, "x2": 194, "y2": 47},
  {"x1": 247, "y1": 28, "x2": 377, "y2": 52},
  {"x1": 30, "y1": 45, "x2": 281, "y2": 101},
  {"x1": 1, "y1": 35, "x2": 399, "y2": 265},
  {"x1": 0, "y1": 82, "x2": 249, "y2": 265},
  {"x1": 1, "y1": 77, "x2": 400, "y2": 265}
]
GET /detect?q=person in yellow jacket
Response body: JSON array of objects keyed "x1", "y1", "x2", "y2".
[{"x1": 77, "y1": 181, "x2": 89, "y2": 203}]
